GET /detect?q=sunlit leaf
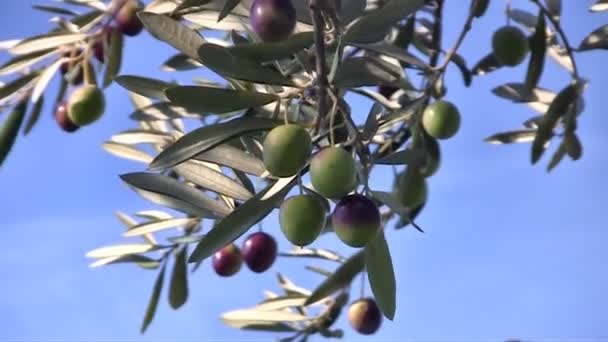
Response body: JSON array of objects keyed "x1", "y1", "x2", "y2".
[
  {"x1": 9, "y1": 33, "x2": 87, "y2": 55},
  {"x1": 130, "y1": 102, "x2": 199, "y2": 121},
  {"x1": 174, "y1": 160, "x2": 254, "y2": 201},
  {"x1": 31, "y1": 58, "x2": 62, "y2": 104},
  {"x1": 103, "y1": 28, "x2": 123, "y2": 88},
  {"x1": 138, "y1": 12, "x2": 206, "y2": 60},
  {"x1": 0, "y1": 72, "x2": 39, "y2": 102},
  {"x1": 333, "y1": 57, "x2": 401, "y2": 88},
  {"x1": 353, "y1": 42, "x2": 428, "y2": 69},
  {"x1": 256, "y1": 295, "x2": 307, "y2": 311},
  {"x1": 120, "y1": 172, "x2": 232, "y2": 218},
  {"x1": 188, "y1": 178, "x2": 295, "y2": 263},
  {"x1": 124, "y1": 217, "x2": 198, "y2": 237},
  {"x1": 150, "y1": 117, "x2": 281, "y2": 170},
  {"x1": 165, "y1": 86, "x2": 278, "y2": 114},
  {"x1": 194, "y1": 144, "x2": 266, "y2": 176},
  {"x1": 578, "y1": 25, "x2": 608, "y2": 51},
  {"x1": 228, "y1": 32, "x2": 314, "y2": 63},
  {"x1": 162, "y1": 54, "x2": 202, "y2": 71},
  {"x1": 590, "y1": 0, "x2": 608, "y2": 12},
  {"x1": 0, "y1": 48, "x2": 56, "y2": 76},
  {"x1": 102, "y1": 142, "x2": 154, "y2": 163},
  {"x1": 88, "y1": 254, "x2": 160, "y2": 269},
  {"x1": 85, "y1": 243, "x2": 156, "y2": 258},
  {"x1": 365, "y1": 230, "x2": 396, "y2": 320},
  {"x1": 304, "y1": 251, "x2": 365, "y2": 306},
  {"x1": 115, "y1": 75, "x2": 172, "y2": 101}
]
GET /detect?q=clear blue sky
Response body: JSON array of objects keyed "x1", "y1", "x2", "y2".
[{"x1": 1, "y1": 1, "x2": 607, "y2": 341}]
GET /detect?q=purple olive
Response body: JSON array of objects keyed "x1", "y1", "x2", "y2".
[
  {"x1": 212, "y1": 243, "x2": 243, "y2": 277},
  {"x1": 54, "y1": 102, "x2": 79, "y2": 133},
  {"x1": 250, "y1": 0, "x2": 296, "y2": 42},
  {"x1": 242, "y1": 232, "x2": 277, "y2": 273},
  {"x1": 116, "y1": 0, "x2": 144, "y2": 37},
  {"x1": 332, "y1": 194, "x2": 381, "y2": 248},
  {"x1": 348, "y1": 298, "x2": 382, "y2": 335}
]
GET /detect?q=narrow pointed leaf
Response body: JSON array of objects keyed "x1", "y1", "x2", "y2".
[
  {"x1": 343, "y1": 0, "x2": 424, "y2": 43},
  {"x1": 120, "y1": 172, "x2": 232, "y2": 218},
  {"x1": 162, "y1": 54, "x2": 202, "y2": 71},
  {"x1": 23, "y1": 95, "x2": 44, "y2": 135},
  {"x1": 149, "y1": 117, "x2": 281, "y2": 170},
  {"x1": 138, "y1": 12, "x2": 206, "y2": 60},
  {"x1": 85, "y1": 243, "x2": 156, "y2": 258},
  {"x1": 365, "y1": 230, "x2": 396, "y2": 320},
  {"x1": 9, "y1": 33, "x2": 88, "y2": 55},
  {"x1": 103, "y1": 28, "x2": 124, "y2": 88},
  {"x1": 174, "y1": 160, "x2": 253, "y2": 201},
  {"x1": 130, "y1": 102, "x2": 199, "y2": 121},
  {"x1": 0, "y1": 48, "x2": 56, "y2": 76},
  {"x1": 218, "y1": 0, "x2": 241, "y2": 22},
  {"x1": 333, "y1": 57, "x2": 401, "y2": 88},
  {"x1": 472, "y1": 53, "x2": 501, "y2": 76},
  {"x1": 353, "y1": 43, "x2": 428, "y2": 69},
  {"x1": 578, "y1": 25, "x2": 608, "y2": 51},
  {"x1": 544, "y1": 0, "x2": 562, "y2": 20},
  {"x1": 590, "y1": 0, "x2": 608, "y2": 12},
  {"x1": 531, "y1": 84, "x2": 579, "y2": 164},
  {"x1": 115, "y1": 75, "x2": 172, "y2": 101},
  {"x1": 88, "y1": 254, "x2": 160, "y2": 269},
  {"x1": 198, "y1": 43, "x2": 294, "y2": 86},
  {"x1": 0, "y1": 72, "x2": 39, "y2": 102},
  {"x1": 169, "y1": 247, "x2": 189, "y2": 309},
  {"x1": 375, "y1": 148, "x2": 425, "y2": 165},
  {"x1": 141, "y1": 263, "x2": 166, "y2": 334},
  {"x1": 188, "y1": 178, "x2": 295, "y2": 263},
  {"x1": 304, "y1": 251, "x2": 365, "y2": 306},
  {"x1": 450, "y1": 53, "x2": 472, "y2": 87},
  {"x1": 102, "y1": 142, "x2": 154, "y2": 163},
  {"x1": 484, "y1": 130, "x2": 536, "y2": 144},
  {"x1": 228, "y1": 32, "x2": 314, "y2": 63},
  {"x1": 124, "y1": 217, "x2": 197, "y2": 237},
  {"x1": 165, "y1": 86, "x2": 278, "y2": 114},
  {"x1": 0, "y1": 100, "x2": 28, "y2": 168},
  {"x1": 194, "y1": 144, "x2": 266, "y2": 176},
  {"x1": 31, "y1": 59, "x2": 62, "y2": 104},
  {"x1": 32, "y1": 4, "x2": 79, "y2": 15},
  {"x1": 222, "y1": 309, "x2": 310, "y2": 324},
  {"x1": 524, "y1": 12, "x2": 546, "y2": 96},
  {"x1": 564, "y1": 133, "x2": 582, "y2": 160},
  {"x1": 547, "y1": 141, "x2": 567, "y2": 171}
]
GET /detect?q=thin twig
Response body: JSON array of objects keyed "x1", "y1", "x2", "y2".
[
  {"x1": 436, "y1": 1, "x2": 476, "y2": 71},
  {"x1": 310, "y1": 0, "x2": 330, "y2": 131},
  {"x1": 429, "y1": 0, "x2": 444, "y2": 68}
]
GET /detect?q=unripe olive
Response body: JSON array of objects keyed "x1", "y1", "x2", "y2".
[
  {"x1": 422, "y1": 100, "x2": 461, "y2": 140},
  {"x1": 67, "y1": 85, "x2": 106, "y2": 126},
  {"x1": 279, "y1": 195, "x2": 326, "y2": 246},
  {"x1": 492, "y1": 26, "x2": 529, "y2": 67},
  {"x1": 310, "y1": 147, "x2": 357, "y2": 198},
  {"x1": 263, "y1": 124, "x2": 311, "y2": 177}
]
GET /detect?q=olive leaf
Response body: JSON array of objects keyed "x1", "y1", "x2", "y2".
[
  {"x1": 0, "y1": 48, "x2": 56, "y2": 76},
  {"x1": 149, "y1": 117, "x2": 281, "y2": 170},
  {"x1": 115, "y1": 75, "x2": 173, "y2": 101},
  {"x1": 590, "y1": 0, "x2": 608, "y2": 12},
  {"x1": 472, "y1": 53, "x2": 501, "y2": 76},
  {"x1": 193, "y1": 144, "x2": 266, "y2": 176},
  {"x1": 484, "y1": 130, "x2": 537, "y2": 144},
  {"x1": 32, "y1": 4, "x2": 79, "y2": 16},
  {"x1": 102, "y1": 142, "x2": 155, "y2": 164},
  {"x1": 138, "y1": 12, "x2": 206, "y2": 61},
  {"x1": 141, "y1": 262, "x2": 167, "y2": 334},
  {"x1": 0, "y1": 72, "x2": 39, "y2": 102},
  {"x1": 218, "y1": 0, "x2": 242, "y2": 22},
  {"x1": 198, "y1": 43, "x2": 295, "y2": 86},
  {"x1": 343, "y1": 0, "x2": 425, "y2": 44},
  {"x1": 85, "y1": 243, "x2": 157, "y2": 258},
  {"x1": 173, "y1": 160, "x2": 254, "y2": 201},
  {"x1": 9, "y1": 32, "x2": 88, "y2": 55},
  {"x1": 165, "y1": 86, "x2": 278, "y2": 114},
  {"x1": 523, "y1": 11, "x2": 546, "y2": 96},
  {"x1": 124, "y1": 217, "x2": 198, "y2": 237},
  {"x1": 332, "y1": 57, "x2": 402, "y2": 88},
  {"x1": 188, "y1": 177, "x2": 295, "y2": 263},
  {"x1": 168, "y1": 247, "x2": 189, "y2": 309},
  {"x1": 120, "y1": 172, "x2": 232, "y2": 218},
  {"x1": 531, "y1": 84, "x2": 579, "y2": 164},
  {"x1": 304, "y1": 251, "x2": 365, "y2": 306},
  {"x1": 228, "y1": 32, "x2": 315, "y2": 63},
  {"x1": 365, "y1": 230, "x2": 396, "y2": 320},
  {"x1": 129, "y1": 102, "x2": 199, "y2": 121},
  {"x1": 162, "y1": 54, "x2": 202, "y2": 71},
  {"x1": 0, "y1": 100, "x2": 28, "y2": 168},
  {"x1": 578, "y1": 25, "x2": 608, "y2": 51},
  {"x1": 103, "y1": 28, "x2": 124, "y2": 88},
  {"x1": 23, "y1": 95, "x2": 44, "y2": 135}
]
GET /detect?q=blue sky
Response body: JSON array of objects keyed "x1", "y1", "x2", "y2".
[{"x1": 1, "y1": 1, "x2": 607, "y2": 341}]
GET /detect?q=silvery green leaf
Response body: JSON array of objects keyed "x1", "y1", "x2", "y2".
[
  {"x1": 0, "y1": 100, "x2": 28, "y2": 168},
  {"x1": 103, "y1": 28, "x2": 124, "y2": 88},
  {"x1": 188, "y1": 178, "x2": 295, "y2": 263},
  {"x1": 484, "y1": 130, "x2": 537, "y2": 144},
  {"x1": 193, "y1": 143, "x2": 266, "y2": 176},
  {"x1": 227, "y1": 32, "x2": 314, "y2": 63},
  {"x1": 523, "y1": 13, "x2": 546, "y2": 96},
  {"x1": 333, "y1": 57, "x2": 402, "y2": 88},
  {"x1": 174, "y1": 160, "x2": 254, "y2": 201},
  {"x1": 31, "y1": 58, "x2": 62, "y2": 104},
  {"x1": 124, "y1": 217, "x2": 198, "y2": 237},
  {"x1": 578, "y1": 25, "x2": 608, "y2": 51},
  {"x1": 304, "y1": 251, "x2": 365, "y2": 306},
  {"x1": 256, "y1": 295, "x2": 307, "y2": 311},
  {"x1": 365, "y1": 230, "x2": 396, "y2": 320},
  {"x1": 544, "y1": 0, "x2": 562, "y2": 20},
  {"x1": 121, "y1": 172, "x2": 232, "y2": 218},
  {"x1": 23, "y1": 95, "x2": 44, "y2": 135},
  {"x1": 0, "y1": 72, "x2": 39, "y2": 102},
  {"x1": 32, "y1": 4, "x2": 79, "y2": 15},
  {"x1": 304, "y1": 265, "x2": 332, "y2": 277},
  {"x1": 353, "y1": 42, "x2": 428, "y2": 69},
  {"x1": 110, "y1": 130, "x2": 173, "y2": 145},
  {"x1": 221, "y1": 309, "x2": 311, "y2": 327},
  {"x1": 162, "y1": 54, "x2": 203, "y2": 71},
  {"x1": 138, "y1": 12, "x2": 206, "y2": 61},
  {"x1": 0, "y1": 48, "x2": 57, "y2": 76},
  {"x1": 165, "y1": 85, "x2": 279, "y2": 114},
  {"x1": 88, "y1": 254, "x2": 161, "y2": 269},
  {"x1": 115, "y1": 75, "x2": 172, "y2": 101},
  {"x1": 375, "y1": 148, "x2": 425, "y2": 165},
  {"x1": 590, "y1": 0, "x2": 608, "y2": 12},
  {"x1": 198, "y1": 43, "x2": 295, "y2": 86},
  {"x1": 9, "y1": 33, "x2": 87, "y2": 55},
  {"x1": 278, "y1": 248, "x2": 345, "y2": 262},
  {"x1": 149, "y1": 117, "x2": 281, "y2": 171},
  {"x1": 472, "y1": 52, "x2": 501, "y2": 76},
  {"x1": 102, "y1": 142, "x2": 154, "y2": 163},
  {"x1": 130, "y1": 102, "x2": 200, "y2": 121},
  {"x1": 135, "y1": 210, "x2": 173, "y2": 221},
  {"x1": 85, "y1": 243, "x2": 157, "y2": 258},
  {"x1": 343, "y1": 0, "x2": 424, "y2": 44},
  {"x1": 141, "y1": 262, "x2": 166, "y2": 333},
  {"x1": 168, "y1": 247, "x2": 189, "y2": 309}
]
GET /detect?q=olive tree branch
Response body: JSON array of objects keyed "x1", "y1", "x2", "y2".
[{"x1": 435, "y1": 0, "x2": 476, "y2": 72}]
